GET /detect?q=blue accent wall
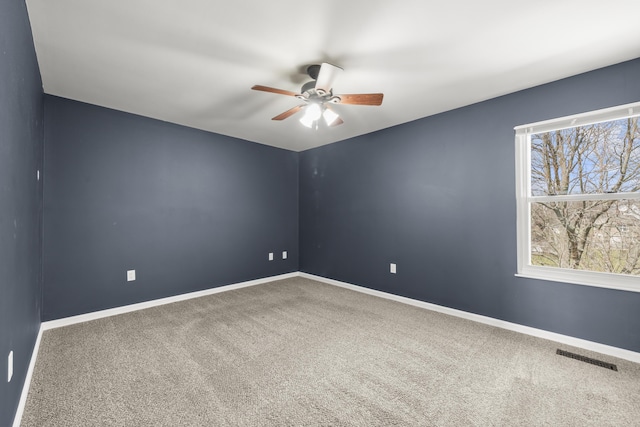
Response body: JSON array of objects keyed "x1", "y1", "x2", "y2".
[
  {"x1": 42, "y1": 96, "x2": 298, "y2": 320},
  {"x1": 299, "y1": 58, "x2": 640, "y2": 353},
  {"x1": 0, "y1": 0, "x2": 44, "y2": 425}
]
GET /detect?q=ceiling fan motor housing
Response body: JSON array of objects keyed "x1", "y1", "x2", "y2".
[
  {"x1": 301, "y1": 80, "x2": 317, "y2": 95},
  {"x1": 306, "y1": 64, "x2": 321, "y2": 80},
  {"x1": 300, "y1": 79, "x2": 338, "y2": 101},
  {"x1": 301, "y1": 64, "x2": 332, "y2": 97}
]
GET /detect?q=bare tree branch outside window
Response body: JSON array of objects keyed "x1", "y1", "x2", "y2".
[{"x1": 529, "y1": 118, "x2": 640, "y2": 275}]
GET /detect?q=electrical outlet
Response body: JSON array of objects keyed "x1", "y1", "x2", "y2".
[
  {"x1": 8, "y1": 351, "x2": 13, "y2": 383},
  {"x1": 268, "y1": 253, "x2": 274, "y2": 261},
  {"x1": 390, "y1": 263, "x2": 397, "y2": 274},
  {"x1": 282, "y1": 251, "x2": 287, "y2": 259},
  {"x1": 127, "y1": 270, "x2": 136, "y2": 281}
]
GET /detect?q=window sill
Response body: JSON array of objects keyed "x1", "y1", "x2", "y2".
[{"x1": 515, "y1": 267, "x2": 640, "y2": 293}]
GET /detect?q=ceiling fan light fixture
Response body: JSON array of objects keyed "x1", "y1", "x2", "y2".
[
  {"x1": 306, "y1": 103, "x2": 322, "y2": 120},
  {"x1": 323, "y1": 108, "x2": 340, "y2": 126},
  {"x1": 300, "y1": 103, "x2": 322, "y2": 128},
  {"x1": 299, "y1": 114, "x2": 315, "y2": 128}
]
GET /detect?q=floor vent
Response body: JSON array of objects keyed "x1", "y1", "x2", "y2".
[{"x1": 556, "y1": 349, "x2": 618, "y2": 371}]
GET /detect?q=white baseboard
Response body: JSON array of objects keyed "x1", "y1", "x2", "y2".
[
  {"x1": 42, "y1": 272, "x2": 298, "y2": 331},
  {"x1": 299, "y1": 272, "x2": 640, "y2": 364},
  {"x1": 15, "y1": 270, "x2": 639, "y2": 427},
  {"x1": 13, "y1": 325, "x2": 43, "y2": 427},
  {"x1": 40, "y1": 270, "x2": 640, "y2": 362}
]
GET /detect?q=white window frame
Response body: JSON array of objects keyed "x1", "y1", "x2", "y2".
[{"x1": 515, "y1": 101, "x2": 640, "y2": 293}]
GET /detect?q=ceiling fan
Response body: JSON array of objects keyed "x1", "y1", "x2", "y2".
[{"x1": 251, "y1": 63, "x2": 383, "y2": 128}]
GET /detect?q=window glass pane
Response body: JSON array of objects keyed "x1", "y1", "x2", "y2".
[
  {"x1": 531, "y1": 118, "x2": 640, "y2": 196},
  {"x1": 530, "y1": 200, "x2": 640, "y2": 275}
]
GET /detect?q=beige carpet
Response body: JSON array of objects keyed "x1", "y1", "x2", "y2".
[{"x1": 21, "y1": 277, "x2": 640, "y2": 426}]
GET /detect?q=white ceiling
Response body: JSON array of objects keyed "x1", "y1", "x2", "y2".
[{"x1": 25, "y1": 0, "x2": 640, "y2": 152}]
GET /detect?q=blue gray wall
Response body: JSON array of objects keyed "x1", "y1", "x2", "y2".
[
  {"x1": 4, "y1": 2, "x2": 637, "y2": 423},
  {"x1": 0, "y1": 0, "x2": 44, "y2": 425},
  {"x1": 43, "y1": 96, "x2": 298, "y2": 320},
  {"x1": 299, "y1": 58, "x2": 640, "y2": 353}
]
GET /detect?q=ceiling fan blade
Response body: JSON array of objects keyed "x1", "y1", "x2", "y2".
[
  {"x1": 337, "y1": 93, "x2": 384, "y2": 106},
  {"x1": 315, "y1": 63, "x2": 343, "y2": 94},
  {"x1": 252, "y1": 85, "x2": 299, "y2": 97},
  {"x1": 272, "y1": 105, "x2": 304, "y2": 121}
]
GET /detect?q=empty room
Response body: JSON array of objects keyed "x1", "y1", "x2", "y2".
[{"x1": 2, "y1": 0, "x2": 640, "y2": 425}]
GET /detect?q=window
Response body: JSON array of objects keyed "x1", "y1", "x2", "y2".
[{"x1": 515, "y1": 102, "x2": 640, "y2": 292}]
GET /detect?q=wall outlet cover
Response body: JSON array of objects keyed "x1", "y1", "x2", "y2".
[
  {"x1": 127, "y1": 270, "x2": 136, "y2": 281},
  {"x1": 390, "y1": 263, "x2": 397, "y2": 274},
  {"x1": 268, "y1": 253, "x2": 274, "y2": 261},
  {"x1": 8, "y1": 351, "x2": 13, "y2": 382},
  {"x1": 282, "y1": 251, "x2": 287, "y2": 259}
]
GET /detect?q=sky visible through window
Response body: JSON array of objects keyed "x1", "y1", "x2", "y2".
[{"x1": 530, "y1": 118, "x2": 640, "y2": 196}]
